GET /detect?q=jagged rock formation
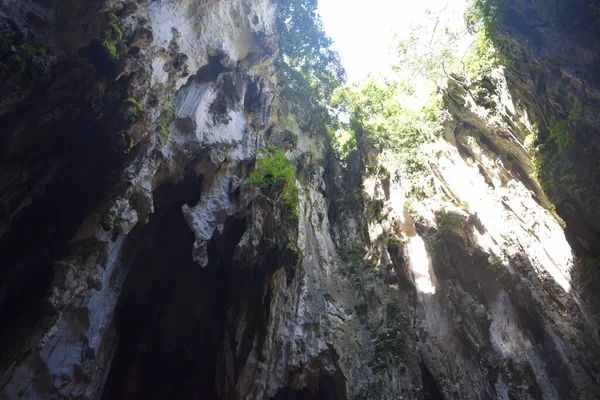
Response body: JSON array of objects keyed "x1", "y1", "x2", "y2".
[{"x1": 0, "y1": 0, "x2": 599, "y2": 399}]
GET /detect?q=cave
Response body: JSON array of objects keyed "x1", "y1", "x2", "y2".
[
  {"x1": 272, "y1": 375, "x2": 347, "y2": 400},
  {"x1": 100, "y1": 176, "x2": 279, "y2": 399},
  {"x1": 0, "y1": 110, "x2": 120, "y2": 342},
  {"x1": 420, "y1": 362, "x2": 444, "y2": 400}
]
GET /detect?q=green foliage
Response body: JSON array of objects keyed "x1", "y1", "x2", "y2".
[
  {"x1": 346, "y1": 246, "x2": 367, "y2": 263},
  {"x1": 159, "y1": 104, "x2": 175, "y2": 139},
  {"x1": 467, "y1": 0, "x2": 508, "y2": 38},
  {"x1": 342, "y1": 246, "x2": 379, "y2": 287},
  {"x1": 102, "y1": 40, "x2": 119, "y2": 60},
  {"x1": 395, "y1": 15, "x2": 463, "y2": 80},
  {"x1": 463, "y1": 33, "x2": 497, "y2": 79},
  {"x1": 435, "y1": 210, "x2": 466, "y2": 241},
  {"x1": 111, "y1": 23, "x2": 123, "y2": 40},
  {"x1": 107, "y1": 12, "x2": 119, "y2": 22},
  {"x1": 120, "y1": 131, "x2": 134, "y2": 154},
  {"x1": 330, "y1": 126, "x2": 357, "y2": 160},
  {"x1": 523, "y1": 132, "x2": 537, "y2": 152},
  {"x1": 532, "y1": 145, "x2": 577, "y2": 220},
  {"x1": 276, "y1": 0, "x2": 345, "y2": 127},
  {"x1": 547, "y1": 107, "x2": 580, "y2": 153},
  {"x1": 392, "y1": 4, "x2": 496, "y2": 83},
  {"x1": 488, "y1": 255, "x2": 507, "y2": 277},
  {"x1": 533, "y1": 148, "x2": 558, "y2": 189},
  {"x1": 0, "y1": 30, "x2": 47, "y2": 89},
  {"x1": 331, "y1": 76, "x2": 433, "y2": 175},
  {"x1": 465, "y1": 0, "x2": 522, "y2": 68},
  {"x1": 125, "y1": 138, "x2": 134, "y2": 154},
  {"x1": 282, "y1": 117, "x2": 299, "y2": 132},
  {"x1": 468, "y1": 0, "x2": 600, "y2": 55},
  {"x1": 388, "y1": 235, "x2": 402, "y2": 248},
  {"x1": 249, "y1": 147, "x2": 299, "y2": 217},
  {"x1": 373, "y1": 302, "x2": 408, "y2": 371},
  {"x1": 336, "y1": 188, "x2": 363, "y2": 209},
  {"x1": 569, "y1": 106, "x2": 581, "y2": 121},
  {"x1": 548, "y1": 117, "x2": 574, "y2": 153},
  {"x1": 125, "y1": 97, "x2": 143, "y2": 120}
]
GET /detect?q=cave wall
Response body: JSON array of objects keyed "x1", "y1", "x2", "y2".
[
  {"x1": 0, "y1": 0, "x2": 599, "y2": 400},
  {"x1": 352, "y1": 2, "x2": 600, "y2": 396},
  {"x1": 0, "y1": 0, "x2": 375, "y2": 398}
]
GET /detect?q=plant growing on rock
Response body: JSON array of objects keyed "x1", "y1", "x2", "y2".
[
  {"x1": 250, "y1": 146, "x2": 300, "y2": 218},
  {"x1": 124, "y1": 97, "x2": 143, "y2": 120},
  {"x1": 107, "y1": 12, "x2": 119, "y2": 22},
  {"x1": 548, "y1": 117, "x2": 574, "y2": 153},
  {"x1": 373, "y1": 302, "x2": 409, "y2": 372},
  {"x1": 111, "y1": 23, "x2": 123, "y2": 41},
  {"x1": 0, "y1": 29, "x2": 47, "y2": 91},
  {"x1": 548, "y1": 106, "x2": 579, "y2": 153},
  {"x1": 434, "y1": 209, "x2": 469, "y2": 248},
  {"x1": 159, "y1": 103, "x2": 176, "y2": 140},
  {"x1": 387, "y1": 235, "x2": 402, "y2": 249},
  {"x1": 119, "y1": 131, "x2": 134, "y2": 154},
  {"x1": 102, "y1": 40, "x2": 119, "y2": 61}
]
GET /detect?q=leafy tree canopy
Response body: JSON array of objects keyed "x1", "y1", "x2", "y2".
[
  {"x1": 394, "y1": 5, "x2": 496, "y2": 83},
  {"x1": 276, "y1": 0, "x2": 346, "y2": 127},
  {"x1": 331, "y1": 75, "x2": 443, "y2": 177}
]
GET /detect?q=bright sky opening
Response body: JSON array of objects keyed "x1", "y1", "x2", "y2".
[{"x1": 318, "y1": 0, "x2": 470, "y2": 83}]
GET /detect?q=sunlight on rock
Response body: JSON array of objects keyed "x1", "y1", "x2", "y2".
[
  {"x1": 389, "y1": 175, "x2": 437, "y2": 295},
  {"x1": 407, "y1": 234, "x2": 436, "y2": 294},
  {"x1": 426, "y1": 136, "x2": 574, "y2": 292}
]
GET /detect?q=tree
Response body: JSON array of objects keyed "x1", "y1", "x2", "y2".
[
  {"x1": 394, "y1": 7, "x2": 466, "y2": 81},
  {"x1": 394, "y1": 4, "x2": 496, "y2": 84},
  {"x1": 331, "y1": 75, "x2": 439, "y2": 176},
  {"x1": 276, "y1": 0, "x2": 346, "y2": 126}
]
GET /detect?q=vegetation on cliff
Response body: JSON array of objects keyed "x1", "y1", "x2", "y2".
[
  {"x1": 276, "y1": 0, "x2": 346, "y2": 127},
  {"x1": 0, "y1": 29, "x2": 47, "y2": 92},
  {"x1": 250, "y1": 146, "x2": 299, "y2": 218}
]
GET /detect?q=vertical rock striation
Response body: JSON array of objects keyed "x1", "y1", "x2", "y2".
[{"x1": 0, "y1": 0, "x2": 599, "y2": 399}]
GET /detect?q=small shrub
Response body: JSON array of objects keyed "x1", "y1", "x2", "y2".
[
  {"x1": 249, "y1": 146, "x2": 299, "y2": 217},
  {"x1": 548, "y1": 117, "x2": 574, "y2": 153},
  {"x1": 124, "y1": 97, "x2": 143, "y2": 120},
  {"x1": 0, "y1": 30, "x2": 47, "y2": 89},
  {"x1": 436, "y1": 210, "x2": 463, "y2": 234},
  {"x1": 159, "y1": 104, "x2": 175, "y2": 139},
  {"x1": 488, "y1": 255, "x2": 507, "y2": 278},
  {"x1": 107, "y1": 12, "x2": 118, "y2": 22},
  {"x1": 102, "y1": 40, "x2": 119, "y2": 60},
  {"x1": 111, "y1": 23, "x2": 123, "y2": 40},
  {"x1": 568, "y1": 105, "x2": 581, "y2": 122},
  {"x1": 373, "y1": 302, "x2": 409, "y2": 372},
  {"x1": 124, "y1": 136, "x2": 134, "y2": 154},
  {"x1": 282, "y1": 117, "x2": 299, "y2": 132},
  {"x1": 388, "y1": 235, "x2": 402, "y2": 248}
]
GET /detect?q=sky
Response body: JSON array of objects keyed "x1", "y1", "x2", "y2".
[{"x1": 318, "y1": 0, "x2": 469, "y2": 83}]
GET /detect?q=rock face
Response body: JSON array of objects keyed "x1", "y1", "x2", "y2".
[{"x1": 0, "y1": 1, "x2": 599, "y2": 399}]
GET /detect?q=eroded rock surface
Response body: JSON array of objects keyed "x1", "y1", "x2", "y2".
[{"x1": 0, "y1": 1, "x2": 599, "y2": 399}]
